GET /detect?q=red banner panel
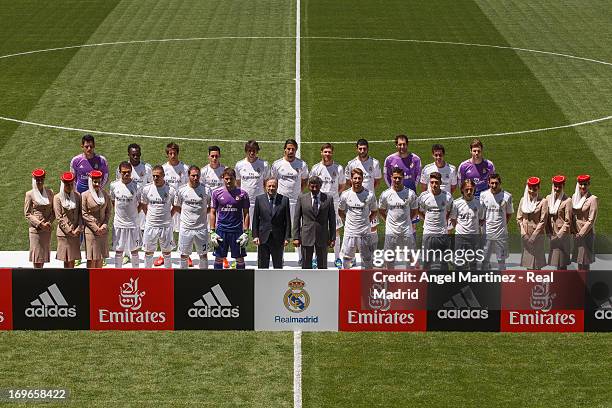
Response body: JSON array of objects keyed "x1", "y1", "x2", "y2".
[
  {"x1": 339, "y1": 269, "x2": 427, "y2": 331},
  {"x1": 501, "y1": 270, "x2": 585, "y2": 332},
  {"x1": 0, "y1": 269, "x2": 12, "y2": 330},
  {"x1": 90, "y1": 268, "x2": 174, "y2": 330}
]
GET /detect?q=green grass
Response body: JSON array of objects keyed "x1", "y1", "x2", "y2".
[{"x1": 0, "y1": 331, "x2": 293, "y2": 407}]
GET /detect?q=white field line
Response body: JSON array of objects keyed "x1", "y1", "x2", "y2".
[
  {"x1": 0, "y1": 36, "x2": 610, "y2": 143},
  {"x1": 294, "y1": 4, "x2": 303, "y2": 408},
  {"x1": 293, "y1": 330, "x2": 303, "y2": 408}
]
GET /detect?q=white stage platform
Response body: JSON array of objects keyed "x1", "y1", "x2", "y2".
[{"x1": 3, "y1": 251, "x2": 612, "y2": 270}]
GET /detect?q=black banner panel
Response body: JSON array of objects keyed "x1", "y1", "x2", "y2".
[
  {"x1": 174, "y1": 269, "x2": 254, "y2": 330},
  {"x1": 585, "y1": 270, "x2": 612, "y2": 332},
  {"x1": 426, "y1": 270, "x2": 501, "y2": 331},
  {"x1": 12, "y1": 269, "x2": 89, "y2": 330}
]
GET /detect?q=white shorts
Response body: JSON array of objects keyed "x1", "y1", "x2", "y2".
[
  {"x1": 383, "y1": 234, "x2": 416, "y2": 251},
  {"x1": 341, "y1": 234, "x2": 376, "y2": 263},
  {"x1": 334, "y1": 204, "x2": 343, "y2": 229},
  {"x1": 112, "y1": 227, "x2": 141, "y2": 252},
  {"x1": 178, "y1": 229, "x2": 209, "y2": 256},
  {"x1": 289, "y1": 199, "x2": 297, "y2": 223},
  {"x1": 483, "y1": 238, "x2": 509, "y2": 262},
  {"x1": 248, "y1": 203, "x2": 255, "y2": 229},
  {"x1": 172, "y1": 213, "x2": 181, "y2": 233},
  {"x1": 143, "y1": 225, "x2": 175, "y2": 252}
]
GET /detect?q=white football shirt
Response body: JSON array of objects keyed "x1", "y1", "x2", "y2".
[
  {"x1": 345, "y1": 156, "x2": 382, "y2": 193},
  {"x1": 141, "y1": 183, "x2": 177, "y2": 228},
  {"x1": 338, "y1": 188, "x2": 378, "y2": 237},
  {"x1": 310, "y1": 162, "x2": 345, "y2": 200},
  {"x1": 480, "y1": 189, "x2": 514, "y2": 239},
  {"x1": 417, "y1": 190, "x2": 453, "y2": 235},
  {"x1": 451, "y1": 197, "x2": 485, "y2": 235},
  {"x1": 379, "y1": 187, "x2": 418, "y2": 236},
  {"x1": 235, "y1": 158, "x2": 269, "y2": 201},
  {"x1": 201, "y1": 164, "x2": 226, "y2": 191},
  {"x1": 110, "y1": 180, "x2": 141, "y2": 229},
  {"x1": 420, "y1": 162, "x2": 457, "y2": 193},
  {"x1": 163, "y1": 162, "x2": 189, "y2": 192},
  {"x1": 175, "y1": 184, "x2": 210, "y2": 230},
  {"x1": 271, "y1": 158, "x2": 308, "y2": 201}
]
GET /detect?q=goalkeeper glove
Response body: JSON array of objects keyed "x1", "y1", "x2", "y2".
[
  {"x1": 210, "y1": 229, "x2": 223, "y2": 248},
  {"x1": 236, "y1": 230, "x2": 250, "y2": 248}
]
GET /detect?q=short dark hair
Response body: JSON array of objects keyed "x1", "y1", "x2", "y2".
[
  {"x1": 395, "y1": 134, "x2": 408, "y2": 144},
  {"x1": 489, "y1": 173, "x2": 501, "y2": 183},
  {"x1": 152, "y1": 164, "x2": 164, "y2": 173},
  {"x1": 165, "y1": 142, "x2": 179, "y2": 154},
  {"x1": 429, "y1": 172, "x2": 442, "y2": 182},
  {"x1": 308, "y1": 176, "x2": 322, "y2": 186},
  {"x1": 81, "y1": 134, "x2": 95, "y2": 145},
  {"x1": 470, "y1": 139, "x2": 483, "y2": 150},
  {"x1": 284, "y1": 139, "x2": 298, "y2": 149},
  {"x1": 320, "y1": 143, "x2": 333, "y2": 152},
  {"x1": 245, "y1": 140, "x2": 260, "y2": 152},
  {"x1": 391, "y1": 167, "x2": 404, "y2": 176},
  {"x1": 222, "y1": 167, "x2": 236, "y2": 179},
  {"x1": 127, "y1": 143, "x2": 140, "y2": 152},
  {"x1": 431, "y1": 144, "x2": 445, "y2": 154},
  {"x1": 118, "y1": 161, "x2": 132, "y2": 171},
  {"x1": 188, "y1": 165, "x2": 200, "y2": 174},
  {"x1": 208, "y1": 145, "x2": 221, "y2": 154},
  {"x1": 356, "y1": 139, "x2": 369, "y2": 147}
]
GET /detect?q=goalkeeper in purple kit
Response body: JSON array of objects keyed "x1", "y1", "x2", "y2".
[{"x1": 209, "y1": 168, "x2": 250, "y2": 269}]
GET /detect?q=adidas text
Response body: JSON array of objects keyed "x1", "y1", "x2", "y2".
[
  {"x1": 188, "y1": 306, "x2": 240, "y2": 318},
  {"x1": 437, "y1": 309, "x2": 489, "y2": 319},
  {"x1": 25, "y1": 306, "x2": 77, "y2": 318}
]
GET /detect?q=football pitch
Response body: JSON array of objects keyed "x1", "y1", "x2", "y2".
[{"x1": 1, "y1": 0, "x2": 612, "y2": 406}]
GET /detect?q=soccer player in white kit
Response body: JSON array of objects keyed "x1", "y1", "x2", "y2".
[
  {"x1": 141, "y1": 165, "x2": 178, "y2": 268},
  {"x1": 236, "y1": 140, "x2": 269, "y2": 223},
  {"x1": 338, "y1": 168, "x2": 378, "y2": 269},
  {"x1": 175, "y1": 165, "x2": 211, "y2": 269},
  {"x1": 201, "y1": 145, "x2": 226, "y2": 191},
  {"x1": 419, "y1": 144, "x2": 457, "y2": 194},
  {"x1": 110, "y1": 161, "x2": 143, "y2": 268},
  {"x1": 417, "y1": 172, "x2": 453, "y2": 270},
  {"x1": 115, "y1": 144, "x2": 152, "y2": 265},
  {"x1": 345, "y1": 139, "x2": 383, "y2": 252},
  {"x1": 450, "y1": 179, "x2": 485, "y2": 270},
  {"x1": 379, "y1": 167, "x2": 418, "y2": 269},
  {"x1": 271, "y1": 139, "x2": 308, "y2": 261},
  {"x1": 310, "y1": 143, "x2": 345, "y2": 267},
  {"x1": 480, "y1": 173, "x2": 514, "y2": 270}
]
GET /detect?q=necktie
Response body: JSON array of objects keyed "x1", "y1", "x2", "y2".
[
  {"x1": 313, "y1": 194, "x2": 319, "y2": 216},
  {"x1": 269, "y1": 195, "x2": 274, "y2": 213}
]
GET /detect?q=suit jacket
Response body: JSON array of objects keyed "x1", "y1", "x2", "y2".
[
  {"x1": 24, "y1": 188, "x2": 55, "y2": 234},
  {"x1": 81, "y1": 190, "x2": 111, "y2": 237},
  {"x1": 252, "y1": 193, "x2": 291, "y2": 244},
  {"x1": 53, "y1": 192, "x2": 82, "y2": 238},
  {"x1": 292, "y1": 191, "x2": 336, "y2": 247}
]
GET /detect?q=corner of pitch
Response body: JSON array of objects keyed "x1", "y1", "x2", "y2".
[{"x1": 372, "y1": 271, "x2": 419, "y2": 300}]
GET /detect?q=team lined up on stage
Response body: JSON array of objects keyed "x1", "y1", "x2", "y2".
[{"x1": 24, "y1": 134, "x2": 597, "y2": 270}]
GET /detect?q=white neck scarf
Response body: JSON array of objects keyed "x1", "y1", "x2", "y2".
[
  {"x1": 31, "y1": 178, "x2": 49, "y2": 206},
  {"x1": 547, "y1": 186, "x2": 564, "y2": 215},
  {"x1": 520, "y1": 185, "x2": 538, "y2": 214},
  {"x1": 88, "y1": 177, "x2": 105, "y2": 205},
  {"x1": 572, "y1": 182, "x2": 587, "y2": 210},
  {"x1": 58, "y1": 181, "x2": 77, "y2": 210}
]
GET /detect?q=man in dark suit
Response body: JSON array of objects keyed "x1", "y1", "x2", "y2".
[
  {"x1": 293, "y1": 176, "x2": 336, "y2": 269},
  {"x1": 252, "y1": 177, "x2": 291, "y2": 268}
]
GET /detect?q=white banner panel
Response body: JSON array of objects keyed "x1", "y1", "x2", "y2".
[{"x1": 254, "y1": 269, "x2": 338, "y2": 331}]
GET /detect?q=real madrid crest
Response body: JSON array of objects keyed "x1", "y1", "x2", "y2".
[{"x1": 283, "y1": 278, "x2": 310, "y2": 313}]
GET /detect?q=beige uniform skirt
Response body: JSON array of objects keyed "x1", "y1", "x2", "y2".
[
  {"x1": 56, "y1": 235, "x2": 81, "y2": 262},
  {"x1": 85, "y1": 231, "x2": 109, "y2": 261},
  {"x1": 29, "y1": 230, "x2": 51, "y2": 263}
]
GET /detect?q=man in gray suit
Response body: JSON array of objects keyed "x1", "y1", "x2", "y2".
[
  {"x1": 293, "y1": 176, "x2": 336, "y2": 269},
  {"x1": 252, "y1": 177, "x2": 291, "y2": 268}
]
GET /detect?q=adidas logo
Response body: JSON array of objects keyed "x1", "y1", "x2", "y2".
[
  {"x1": 188, "y1": 284, "x2": 239, "y2": 319},
  {"x1": 594, "y1": 295, "x2": 612, "y2": 320},
  {"x1": 437, "y1": 286, "x2": 488, "y2": 319},
  {"x1": 25, "y1": 284, "x2": 77, "y2": 318}
]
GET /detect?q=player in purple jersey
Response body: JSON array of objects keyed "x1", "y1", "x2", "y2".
[
  {"x1": 209, "y1": 168, "x2": 250, "y2": 270},
  {"x1": 70, "y1": 134, "x2": 109, "y2": 193},
  {"x1": 383, "y1": 134, "x2": 421, "y2": 193},
  {"x1": 458, "y1": 138, "x2": 496, "y2": 198}
]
